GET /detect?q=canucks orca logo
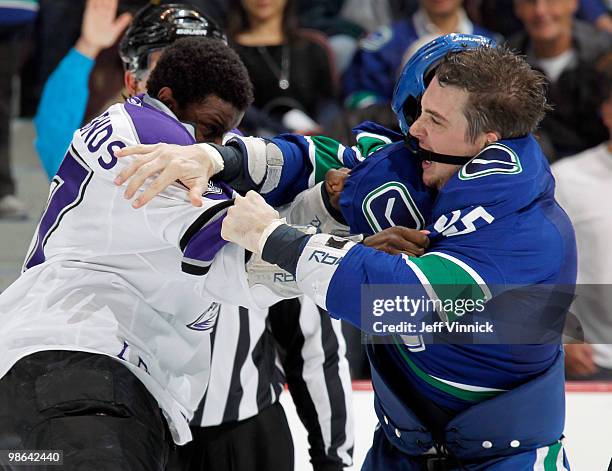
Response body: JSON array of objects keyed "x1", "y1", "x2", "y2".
[
  {"x1": 187, "y1": 302, "x2": 220, "y2": 332},
  {"x1": 459, "y1": 143, "x2": 522, "y2": 180}
]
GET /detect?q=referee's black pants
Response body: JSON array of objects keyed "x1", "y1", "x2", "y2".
[
  {"x1": 0, "y1": 350, "x2": 172, "y2": 471},
  {"x1": 167, "y1": 401, "x2": 294, "y2": 471}
]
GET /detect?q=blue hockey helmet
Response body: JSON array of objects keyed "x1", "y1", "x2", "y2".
[{"x1": 391, "y1": 33, "x2": 496, "y2": 136}]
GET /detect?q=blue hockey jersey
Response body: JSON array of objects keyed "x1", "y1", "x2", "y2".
[
  {"x1": 322, "y1": 133, "x2": 577, "y2": 411},
  {"x1": 223, "y1": 124, "x2": 577, "y2": 461},
  {"x1": 337, "y1": 124, "x2": 434, "y2": 235}
]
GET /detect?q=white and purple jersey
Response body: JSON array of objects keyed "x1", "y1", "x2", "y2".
[{"x1": 0, "y1": 95, "x2": 282, "y2": 444}]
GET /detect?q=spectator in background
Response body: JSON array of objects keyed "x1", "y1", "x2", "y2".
[
  {"x1": 19, "y1": 0, "x2": 86, "y2": 117},
  {"x1": 340, "y1": 0, "x2": 419, "y2": 34},
  {"x1": 342, "y1": 0, "x2": 497, "y2": 110},
  {"x1": 34, "y1": 0, "x2": 131, "y2": 178},
  {"x1": 511, "y1": 0, "x2": 612, "y2": 162},
  {"x1": 466, "y1": 0, "x2": 612, "y2": 37},
  {"x1": 323, "y1": 0, "x2": 495, "y2": 145},
  {"x1": 552, "y1": 55, "x2": 612, "y2": 380},
  {"x1": 295, "y1": 0, "x2": 420, "y2": 74},
  {"x1": 19, "y1": 0, "x2": 147, "y2": 117},
  {"x1": 34, "y1": 0, "x2": 227, "y2": 179},
  {"x1": 228, "y1": 0, "x2": 338, "y2": 136},
  {"x1": 0, "y1": 0, "x2": 38, "y2": 219},
  {"x1": 295, "y1": 0, "x2": 364, "y2": 73}
]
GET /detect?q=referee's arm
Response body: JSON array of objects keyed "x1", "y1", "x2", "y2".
[{"x1": 269, "y1": 297, "x2": 354, "y2": 471}]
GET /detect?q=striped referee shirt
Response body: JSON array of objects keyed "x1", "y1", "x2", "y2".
[{"x1": 191, "y1": 296, "x2": 354, "y2": 468}]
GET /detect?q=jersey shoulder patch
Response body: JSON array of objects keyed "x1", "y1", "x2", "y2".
[
  {"x1": 359, "y1": 25, "x2": 393, "y2": 52},
  {"x1": 458, "y1": 143, "x2": 522, "y2": 180},
  {"x1": 355, "y1": 131, "x2": 394, "y2": 157}
]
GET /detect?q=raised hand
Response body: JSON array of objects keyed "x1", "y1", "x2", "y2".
[
  {"x1": 114, "y1": 143, "x2": 223, "y2": 208},
  {"x1": 75, "y1": 0, "x2": 132, "y2": 59}
]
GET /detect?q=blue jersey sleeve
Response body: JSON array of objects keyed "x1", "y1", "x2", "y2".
[
  {"x1": 224, "y1": 133, "x2": 367, "y2": 207},
  {"x1": 220, "y1": 123, "x2": 403, "y2": 208},
  {"x1": 329, "y1": 244, "x2": 493, "y2": 329},
  {"x1": 34, "y1": 48, "x2": 94, "y2": 179},
  {"x1": 284, "y1": 233, "x2": 495, "y2": 331}
]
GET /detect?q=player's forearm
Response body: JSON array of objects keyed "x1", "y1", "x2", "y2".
[
  {"x1": 261, "y1": 228, "x2": 361, "y2": 324},
  {"x1": 261, "y1": 226, "x2": 429, "y2": 329},
  {"x1": 207, "y1": 137, "x2": 297, "y2": 203},
  {"x1": 211, "y1": 134, "x2": 357, "y2": 207},
  {"x1": 280, "y1": 182, "x2": 348, "y2": 232}
]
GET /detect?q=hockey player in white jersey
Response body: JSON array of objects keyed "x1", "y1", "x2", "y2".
[{"x1": 0, "y1": 37, "x2": 274, "y2": 470}]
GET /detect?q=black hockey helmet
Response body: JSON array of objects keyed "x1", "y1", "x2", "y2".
[{"x1": 119, "y1": 2, "x2": 226, "y2": 73}]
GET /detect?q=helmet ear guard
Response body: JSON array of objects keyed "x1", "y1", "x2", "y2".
[{"x1": 119, "y1": 3, "x2": 227, "y2": 74}]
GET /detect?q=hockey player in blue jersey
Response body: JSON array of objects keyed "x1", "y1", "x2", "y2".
[
  {"x1": 114, "y1": 35, "x2": 577, "y2": 469},
  {"x1": 221, "y1": 45, "x2": 577, "y2": 470}
]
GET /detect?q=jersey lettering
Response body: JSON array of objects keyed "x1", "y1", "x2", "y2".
[
  {"x1": 99, "y1": 140, "x2": 125, "y2": 170},
  {"x1": 309, "y1": 250, "x2": 343, "y2": 265},
  {"x1": 117, "y1": 340, "x2": 150, "y2": 374},
  {"x1": 23, "y1": 147, "x2": 93, "y2": 270},
  {"x1": 434, "y1": 206, "x2": 494, "y2": 238}
]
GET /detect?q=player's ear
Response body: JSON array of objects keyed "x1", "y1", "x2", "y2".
[
  {"x1": 124, "y1": 71, "x2": 138, "y2": 96},
  {"x1": 485, "y1": 131, "x2": 500, "y2": 145},
  {"x1": 157, "y1": 87, "x2": 179, "y2": 113}
]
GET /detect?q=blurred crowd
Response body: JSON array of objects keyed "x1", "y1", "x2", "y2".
[{"x1": 2, "y1": 0, "x2": 612, "y2": 381}]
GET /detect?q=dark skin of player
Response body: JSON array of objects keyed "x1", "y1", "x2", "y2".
[{"x1": 325, "y1": 168, "x2": 430, "y2": 257}]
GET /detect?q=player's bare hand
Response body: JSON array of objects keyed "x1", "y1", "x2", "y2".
[
  {"x1": 364, "y1": 227, "x2": 430, "y2": 256},
  {"x1": 75, "y1": 0, "x2": 132, "y2": 59},
  {"x1": 564, "y1": 343, "x2": 598, "y2": 377},
  {"x1": 325, "y1": 168, "x2": 351, "y2": 210},
  {"x1": 114, "y1": 143, "x2": 220, "y2": 208},
  {"x1": 222, "y1": 191, "x2": 281, "y2": 253}
]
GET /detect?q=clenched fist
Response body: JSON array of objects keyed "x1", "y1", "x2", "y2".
[
  {"x1": 221, "y1": 191, "x2": 283, "y2": 253},
  {"x1": 364, "y1": 226, "x2": 430, "y2": 256},
  {"x1": 325, "y1": 168, "x2": 350, "y2": 210}
]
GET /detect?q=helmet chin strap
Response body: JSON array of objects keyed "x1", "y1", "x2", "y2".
[{"x1": 404, "y1": 135, "x2": 473, "y2": 165}]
